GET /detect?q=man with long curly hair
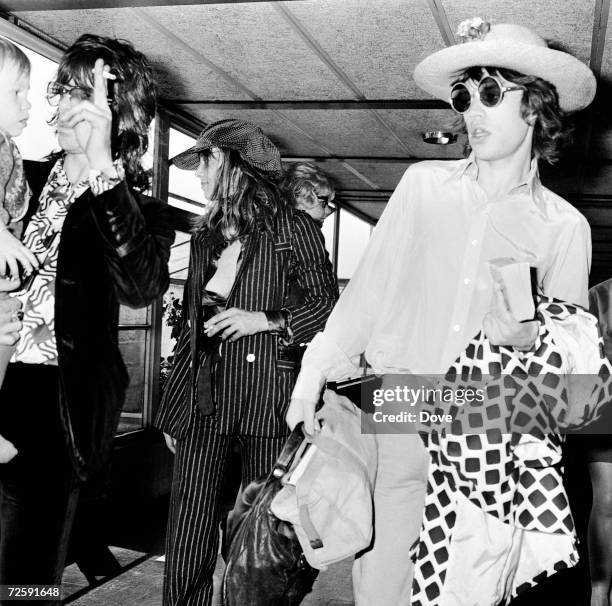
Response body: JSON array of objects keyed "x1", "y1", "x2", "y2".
[{"x1": 0, "y1": 34, "x2": 173, "y2": 598}]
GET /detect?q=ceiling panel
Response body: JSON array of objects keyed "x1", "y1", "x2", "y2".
[
  {"x1": 376, "y1": 109, "x2": 467, "y2": 159},
  {"x1": 285, "y1": 0, "x2": 444, "y2": 99},
  {"x1": 304, "y1": 159, "x2": 383, "y2": 191},
  {"x1": 332, "y1": 160, "x2": 408, "y2": 191},
  {"x1": 343, "y1": 201, "x2": 386, "y2": 221},
  {"x1": 144, "y1": 4, "x2": 347, "y2": 100},
  {"x1": 175, "y1": 106, "x2": 422, "y2": 156},
  {"x1": 14, "y1": 8, "x2": 252, "y2": 99},
  {"x1": 441, "y1": 0, "x2": 595, "y2": 64},
  {"x1": 269, "y1": 109, "x2": 414, "y2": 156},
  {"x1": 174, "y1": 106, "x2": 330, "y2": 155}
]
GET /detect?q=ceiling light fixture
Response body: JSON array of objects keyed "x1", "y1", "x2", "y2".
[{"x1": 422, "y1": 131, "x2": 458, "y2": 145}]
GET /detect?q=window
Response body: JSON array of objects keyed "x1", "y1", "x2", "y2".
[
  {"x1": 159, "y1": 128, "x2": 202, "y2": 393},
  {"x1": 160, "y1": 231, "x2": 190, "y2": 394},
  {"x1": 117, "y1": 306, "x2": 152, "y2": 434},
  {"x1": 337, "y1": 209, "x2": 373, "y2": 281},
  {"x1": 320, "y1": 211, "x2": 336, "y2": 258},
  {"x1": 168, "y1": 129, "x2": 206, "y2": 214}
]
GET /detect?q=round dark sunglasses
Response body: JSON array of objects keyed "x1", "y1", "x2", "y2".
[{"x1": 450, "y1": 75, "x2": 523, "y2": 114}]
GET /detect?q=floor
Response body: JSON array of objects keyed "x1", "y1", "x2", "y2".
[
  {"x1": 57, "y1": 439, "x2": 595, "y2": 605},
  {"x1": 63, "y1": 549, "x2": 354, "y2": 605},
  {"x1": 60, "y1": 494, "x2": 354, "y2": 606}
]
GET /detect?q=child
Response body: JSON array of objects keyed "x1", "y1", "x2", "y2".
[{"x1": 0, "y1": 37, "x2": 38, "y2": 463}]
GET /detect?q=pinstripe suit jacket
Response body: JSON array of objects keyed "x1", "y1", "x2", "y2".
[{"x1": 155, "y1": 207, "x2": 338, "y2": 438}]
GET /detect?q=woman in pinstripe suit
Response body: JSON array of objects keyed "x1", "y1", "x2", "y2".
[{"x1": 155, "y1": 119, "x2": 338, "y2": 606}]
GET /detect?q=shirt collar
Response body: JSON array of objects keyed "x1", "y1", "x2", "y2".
[{"x1": 457, "y1": 153, "x2": 546, "y2": 213}]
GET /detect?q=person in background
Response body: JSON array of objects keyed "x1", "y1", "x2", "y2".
[
  {"x1": 156, "y1": 119, "x2": 338, "y2": 606},
  {"x1": 282, "y1": 161, "x2": 336, "y2": 227},
  {"x1": 0, "y1": 33, "x2": 173, "y2": 599},
  {"x1": 287, "y1": 17, "x2": 594, "y2": 606}
]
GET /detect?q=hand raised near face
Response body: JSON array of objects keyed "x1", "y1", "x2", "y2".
[{"x1": 59, "y1": 58, "x2": 114, "y2": 171}]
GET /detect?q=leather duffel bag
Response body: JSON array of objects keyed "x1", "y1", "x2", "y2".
[{"x1": 222, "y1": 425, "x2": 318, "y2": 606}]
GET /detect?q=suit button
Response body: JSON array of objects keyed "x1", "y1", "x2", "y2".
[{"x1": 246, "y1": 353, "x2": 256, "y2": 363}]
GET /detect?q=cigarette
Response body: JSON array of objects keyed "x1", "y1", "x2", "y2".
[{"x1": 91, "y1": 67, "x2": 117, "y2": 80}]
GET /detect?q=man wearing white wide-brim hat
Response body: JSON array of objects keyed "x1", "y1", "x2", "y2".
[{"x1": 287, "y1": 17, "x2": 596, "y2": 606}]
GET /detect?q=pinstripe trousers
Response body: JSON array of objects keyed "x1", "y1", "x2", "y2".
[{"x1": 163, "y1": 409, "x2": 287, "y2": 606}]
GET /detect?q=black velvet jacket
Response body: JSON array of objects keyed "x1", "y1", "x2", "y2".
[{"x1": 24, "y1": 160, "x2": 174, "y2": 482}]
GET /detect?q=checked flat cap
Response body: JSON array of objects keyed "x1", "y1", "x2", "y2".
[{"x1": 172, "y1": 119, "x2": 282, "y2": 175}]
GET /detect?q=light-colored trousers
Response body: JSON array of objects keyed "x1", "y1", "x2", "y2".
[{"x1": 353, "y1": 432, "x2": 429, "y2": 606}]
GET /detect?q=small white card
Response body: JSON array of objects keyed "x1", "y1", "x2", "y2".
[{"x1": 488, "y1": 257, "x2": 535, "y2": 322}]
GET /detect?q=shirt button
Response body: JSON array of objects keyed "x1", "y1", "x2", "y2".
[
  {"x1": 463, "y1": 278, "x2": 471, "y2": 285},
  {"x1": 471, "y1": 240, "x2": 478, "y2": 246},
  {"x1": 246, "y1": 353, "x2": 256, "y2": 363},
  {"x1": 453, "y1": 325, "x2": 461, "y2": 332}
]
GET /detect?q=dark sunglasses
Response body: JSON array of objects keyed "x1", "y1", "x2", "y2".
[
  {"x1": 316, "y1": 194, "x2": 336, "y2": 212},
  {"x1": 450, "y1": 75, "x2": 523, "y2": 114}
]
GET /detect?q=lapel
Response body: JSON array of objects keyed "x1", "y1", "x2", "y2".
[
  {"x1": 226, "y1": 228, "x2": 262, "y2": 306},
  {"x1": 189, "y1": 230, "x2": 214, "y2": 326}
]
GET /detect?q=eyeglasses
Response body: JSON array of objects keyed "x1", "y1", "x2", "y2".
[
  {"x1": 46, "y1": 82, "x2": 95, "y2": 106},
  {"x1": 449, "y1": 75, "x2": 523, "y2": 114},
  {"x1": 315, "y1": 194, "x2": 337, "y2": 213}
]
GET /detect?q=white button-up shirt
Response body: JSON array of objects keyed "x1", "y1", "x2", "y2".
[{"x1": 293, "y1": 156, "x2": 591, "y2": 400}]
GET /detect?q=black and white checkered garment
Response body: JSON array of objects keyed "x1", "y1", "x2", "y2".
[{"x1": 411, "y1": 298, "x2": 612, "y2": 606}]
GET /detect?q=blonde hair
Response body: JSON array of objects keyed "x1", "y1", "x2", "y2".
[
  {"x1": 282, "y1": 162, "x2": 334, "y2": 207},
  {"x1": 0, "y1": 37, "x2": 30, "y2": 78}
]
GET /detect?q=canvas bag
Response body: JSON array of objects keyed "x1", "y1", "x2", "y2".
[{"x1": 271, "y1": 389, "x2": 377, "y2": 570}]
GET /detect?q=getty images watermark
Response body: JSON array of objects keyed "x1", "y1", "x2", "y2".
[
  {"x1": 372, "y1": 384, "x2": 485, "y2": 424},
  {"x1": 350, "y1": 374, "x2": 612, "y2": 435}
]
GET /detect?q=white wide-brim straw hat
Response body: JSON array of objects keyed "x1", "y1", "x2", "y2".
[{"x1": 413, "y1": 19, "x2": 596, "y2": 113}]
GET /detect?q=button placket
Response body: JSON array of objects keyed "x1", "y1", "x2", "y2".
[{"x1": 442, "y1": 209, "x2": 488, "y2": 364}]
